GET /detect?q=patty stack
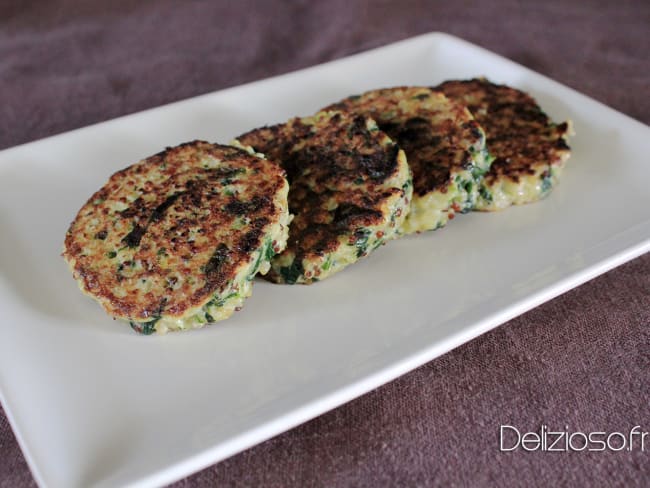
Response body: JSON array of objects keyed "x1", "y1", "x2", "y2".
[{"x1": 63, "y1": 78, "x2": 573, "y2": 334}]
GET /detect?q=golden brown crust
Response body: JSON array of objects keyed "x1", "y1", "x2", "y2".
[
  {"x1": 434, "y1": 78, "x2": 571, "y2": 185},
  {"x1": 63, "y1": 141, "x2": 287, "y2": 321}
]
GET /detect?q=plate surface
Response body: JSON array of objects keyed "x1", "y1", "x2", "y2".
[{"x1": 1, "y1": 32, "x2": 649, "y2": 488}]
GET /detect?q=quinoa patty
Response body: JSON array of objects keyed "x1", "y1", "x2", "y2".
[
  {"x1": 325, "y1": 87, "x2": 492, "y2": 233},
  {"x1": 435, "y1": 78, "x2": 572, "y2": 210},
  {"x1": 63, "y1": 141, "x2": 291, "y2": 334},
  {"x1": 237, "y1": 110, "x2": 412, "y2": 284}
]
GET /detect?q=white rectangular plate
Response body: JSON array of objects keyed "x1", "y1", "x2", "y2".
[{"x1": 1, "y1": 32, "x2": 649, "y2": 488}]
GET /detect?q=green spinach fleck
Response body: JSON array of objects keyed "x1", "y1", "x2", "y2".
[
  {"x1": 352, "y1": 228, "x2": 371, "y2": 258},
  {"x1": 479, "y1": 186, "x2": 493, "y2": 203},
  {"x1": 130, "y1": 316, "x2": 160, "y2": 335},
  {"x1": 279, "y1": 261, "x2": 304, "y2": 284},
  {"x1": 540, "y1": 173, "x2": 553, "y2": 193}
]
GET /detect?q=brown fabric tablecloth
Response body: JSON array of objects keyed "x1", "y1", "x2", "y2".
[{"x1": 1, "y1": 1, "x2": 648, "y2": 486}]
